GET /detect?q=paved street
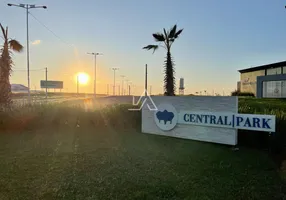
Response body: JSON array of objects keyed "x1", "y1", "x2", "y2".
[{"x1": 11, "y1": 95, "x2": 141, "y2": 108}]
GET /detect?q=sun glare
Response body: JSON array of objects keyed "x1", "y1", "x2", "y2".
[{"x1": 77, "y1": 72, "x2": 89, "y2": 85}]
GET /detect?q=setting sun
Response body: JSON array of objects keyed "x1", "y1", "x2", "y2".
[{"x1": 77, "y1": 72, "x2": 89, "y2": 85}]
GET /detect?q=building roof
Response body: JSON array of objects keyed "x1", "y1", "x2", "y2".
[
  {"x1": 11, "y1": 84, "x2": 28, "y2": 91},
  {"x1": 238, "y1": 61, "x2": 286, "y2": 73}
]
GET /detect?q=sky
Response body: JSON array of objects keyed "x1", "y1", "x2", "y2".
[{"x1": 1, "y1": 0, "x2": 286, "y2": 95}]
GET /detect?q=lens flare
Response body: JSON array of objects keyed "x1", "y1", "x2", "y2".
[{"x1": 77, "y1": 72, "x2": 89, "y2": 85}]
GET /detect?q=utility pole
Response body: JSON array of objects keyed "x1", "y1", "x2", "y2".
[
  {"x1": 125, "y1": 79, "x2": 129, "y2": 95},
  {"x1": 129, "y1": 85, "x2": 131, "y2": 96},
  {"x1": 77, "y1": 75, "x2": 79, "y2": 95},
  {"x1": 145, "y1": 64, "x2": 147, "y2": 96},
  {"x1": 120, "y1": 75, "x2": 125, "y2": 95},
  {"x1": 107, "y1": 84, "x2": 109, "y2": 95},
  {"x1": 128, "y1": 82, "x2": 132, "y2": 95},
  {"x1": 87, "y1": 52, "x2": 103, "y2": 98},
  {"x1": 45, "y1": 67, "x2": 47, "y2": 100},
  {"x1": 118, "y1": 85, "x2": 120, "y2": 96},
  {"x1": 132, "y1": 84, "x2": 136, "y2": 96},
  {"x1": 7, "y1": 3, "x2": 47, "y2": 104},
  {"x1": 111, "y1": 68, "x2": 119, "y2": 96},
  {"x1": 26, "y1": 6, "x2": 30, "y2": 101}
]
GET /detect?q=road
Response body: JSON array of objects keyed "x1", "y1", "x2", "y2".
[
  {"x1": 12, "y1": 95, "x2": 91, "y2": 106},
  {"x1": 11, "y1": 95, "x2": 141, "y2": 107}
]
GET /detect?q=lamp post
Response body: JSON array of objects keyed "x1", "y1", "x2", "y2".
[
  {"x1": 111, "y1": 68, "x2": 119, "y2": 96},
  {"x1": 87, "y1": 52, "x2": 102, "y2": 98},
  {"x1": 129, "y1": 81, "x2": 132, "y2": 96},
  {"x1": 7, "y1": 3, "x2": 47, "y2": 104},
  {"x1": 125, "y1": 79, "x2": 130, "y2": 96},
  {"x1": 125, "y1": 79, "x2": 129, "y2": 94},
  {"x1": 120, "y1": 75, "x2": 125, "y2": 95},
  {"x1": 77, "y1": 75, "x2": 79, "y2": 95}
]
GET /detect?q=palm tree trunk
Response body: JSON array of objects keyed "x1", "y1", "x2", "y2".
[
  {"x1": 164, "y1": 51, "x2": 175, "y2": 96},
  {"x1": 0, "y1": 42, "x2": 12, "y2": 108}
]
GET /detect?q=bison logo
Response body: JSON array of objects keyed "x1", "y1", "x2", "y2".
[
  {"x1": 156, "y1": 110, "x2": 175, "y2": 125},
  {"x1": 154, "y1": 104, "x2": 178, "y2": 131}
]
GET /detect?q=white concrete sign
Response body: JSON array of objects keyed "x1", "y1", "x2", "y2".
[
  {"x1": 141, "y1": 96, "x2": 276, "y2": 145},
  {"x1": 178, "y1": 111, "x2": 275, "y2": 132}
]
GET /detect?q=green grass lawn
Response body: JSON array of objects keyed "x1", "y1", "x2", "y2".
[
  {"x1": 0, "y1": 117, "x2": 285, "y2": 199},
  {"x1": 0, "y1": 99, "x2": 285, "y2": 199}
]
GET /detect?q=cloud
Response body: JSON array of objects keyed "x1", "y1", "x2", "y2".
[{"x1": 31, "y1": 40, "x2": 41, "y2": 45}]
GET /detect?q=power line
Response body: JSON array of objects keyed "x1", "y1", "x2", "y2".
[
  {"x1": 28, "y1": 11, "x2": 74, "y2": 48},
  {"x1": 14, "y1": 67, "x2": 46, "y2": 70},
  {"x1": 13, "y1": 68, "x2": 45, "y2": 72}
]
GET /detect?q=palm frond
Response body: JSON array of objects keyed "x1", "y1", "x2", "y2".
[
  {"x1": 5, "y1": 26, "x2": 8, "y2": 39},
  {"x1": 9, "y1": 40, "x2": 23, "y2": 52},
  {"x1": 174, "y1": 29, "x2": 183, "y2": 38},
  {"x1": 0, "y1": 23, "x2": 6, "y2": 39},
  {"x1": 163, "y1": 28, "x2": 168, "y2": 38},
  {"x1": 152, "y1": 33, "x2": 165, "y2": 42},
  {"x1": 169, "y1": 24, "x2": 177, "y2": 38},
  {"x1": 143, "y1": 45, "x2": 159, "y2": 54}
]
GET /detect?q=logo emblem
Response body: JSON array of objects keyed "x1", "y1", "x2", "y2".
[
  {"x1": 154, "y1": 104, "x2": 178, "y2": 131},
  {"x1": 128, "y1": 89, "x2": 157, "y2": 111}
]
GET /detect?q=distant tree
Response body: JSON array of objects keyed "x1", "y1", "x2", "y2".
[
  {"x1": 231, "y1": 90, "x2": 254, "y2": 97},
  {"x1": 143, "y1": 24, "x2": 183, "y2": 96},
  {"x1": 0, "y1": 23, "x2": 23, "y2": 109}
]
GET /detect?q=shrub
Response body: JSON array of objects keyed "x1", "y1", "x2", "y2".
[
  {"x1": 238, "y1": 97, "x2": 286, "y2": 160},
  {"x1": 231, "y1": 90, "x2": 255, "y2": 97},
  {"x1": 0, "y1": 103, "x2": 142, "y2": 132},
  {"x1": 1, "y1": 98, "x2": 285, "y2": 161}
]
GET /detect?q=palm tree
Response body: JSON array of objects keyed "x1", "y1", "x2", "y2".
[
  {"x1": 0, "y1": 23, "x2": 23, "y2": 108},
  {"x1": 143, "y1": 24, "x2": 183, "y2": 96}
]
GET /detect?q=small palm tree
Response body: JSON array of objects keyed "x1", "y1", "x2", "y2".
[
  {"x1": 0, "y1": 23, "x2": 23, "y2": 108},
  {"x1": 143, "y1": 24, "x2": 183, "y2": 96}
]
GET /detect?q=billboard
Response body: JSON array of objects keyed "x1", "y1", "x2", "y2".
[{"x1": 40, "y1": 80, "x2": 63, "y2": 89}]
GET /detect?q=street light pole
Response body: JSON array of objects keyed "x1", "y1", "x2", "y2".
[
  {"x1": 77, "y1": 75, "x2": 79, "y2": 95},
  {"x1": 87, "y1": 52, "x2": 102, "y2": 98},
  {"x1": 129, "y1": 82, "x2": 132, "y2": 96},
  {"x1": 145, "y1": 64, "x2": 148, "y2": 96},
  {"x1": 120, "y1": 75, "x2": 125, "y2": 95},
  {"x1": 45, "y1": 67, "x2": 48, "y2": 100},
  {"x1": 111, "y1": 68, "x2": 119, "y2": 96},
  {"x1": 125, "y1": 79, "x2": 129, "y2": 95},
  {"x1": 7, "y1": 3, "x2": 47, "y2": 104},
  {"x1": 26, "y1": 6, "x2": 30, "y2": 102}
]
